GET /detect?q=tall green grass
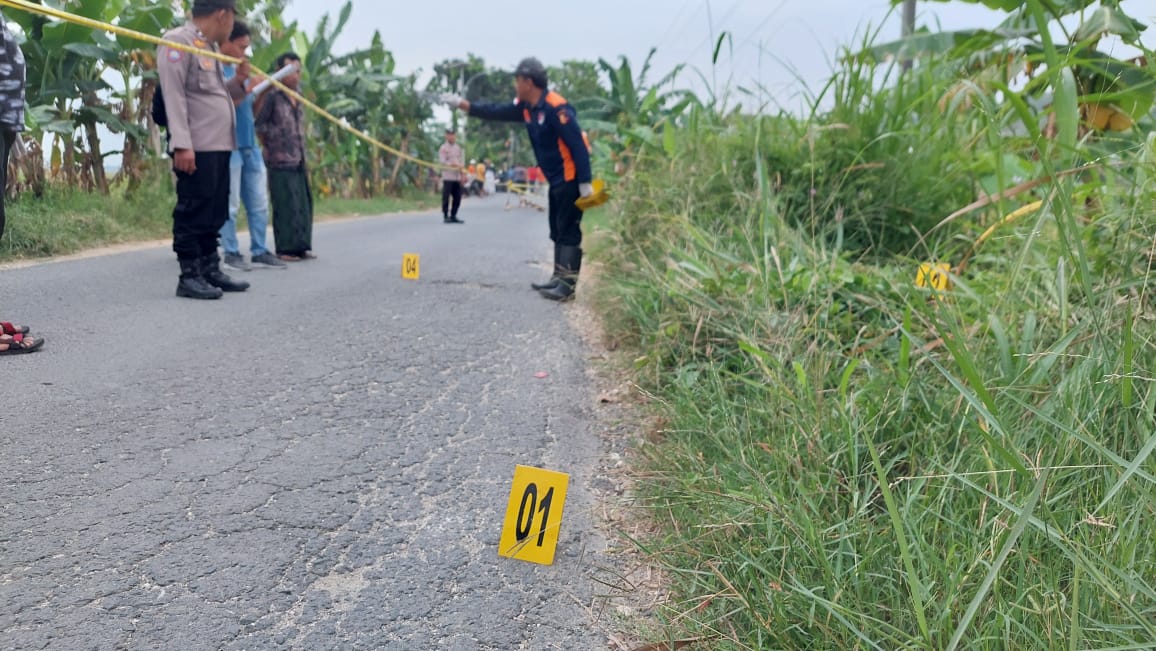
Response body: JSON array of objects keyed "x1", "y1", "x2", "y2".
[{"x1": 599, "y1": 33, "x2": 1156, "y2": 651}]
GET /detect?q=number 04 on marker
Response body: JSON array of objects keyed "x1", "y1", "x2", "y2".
[
  {"x1": 499, "y1": 465, "x2": 570, "y2": 565},
  {"x1": 402, "y1": 253, "x2": 420, "y2": 280}
]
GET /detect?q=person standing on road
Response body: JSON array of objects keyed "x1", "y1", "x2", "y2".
[
  {"x1": 0, "y1": 10, "x2": 44, "y2": 355},
  {"x1": 255, "y1": 52, "x2": 315, "y2": 262},
  {"x1": 445, "y1": 57, "x2": 593, "y2": 302},
  {"x1": 438, "y1": 128, "x2": 465, "y2": 224},
  {"x1": 217, "y1": 19, "x2": 286, "y2": 272},
  {"x1": 157, "y1": 0, "x2": 251, "y2": 299},
  {"x1": 483, "y1": 160, "x2": 496, "y2": 196},
  {"x1": 474, "y1": 159, "x2": 487, "y2": 196},
  {"x1": 0, "y1": 9, "x2": 23, "y2": 247}
]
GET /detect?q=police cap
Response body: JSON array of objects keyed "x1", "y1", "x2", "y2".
[
  {"x1": 192, "y1": 0, "x2": 237, "y2": 12},
  {"x1": 514, "y1": 57, "x2": 547, "y2": 89}
]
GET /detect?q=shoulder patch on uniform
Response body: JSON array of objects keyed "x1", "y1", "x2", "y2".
[
  {"x1": 558, "y1": 110, "x2": 571, "y2": 125},
  {"x1": 545, "y1": 92, "x2": 568, "y2": 107},
  {"x1": 166, "y1": 49, "x2": 183, "y2": 63}
]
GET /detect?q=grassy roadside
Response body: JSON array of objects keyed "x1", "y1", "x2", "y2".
[
  {"x1": 593, "y1": 92, "x2": 1156, "y2": 651},
  {"x1": 0, "y1": 170, "x2": 437, "y2": 263}
]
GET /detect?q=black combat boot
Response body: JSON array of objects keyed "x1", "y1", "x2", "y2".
[
  {"x1": 538, "y1": 246, "x2": 581, "y2": 302},
  {"x1": 200, "y1": 251, "x2": 251, "y2": 293},
  {"x1": 531, "y1": 243, "x2": 562, "y2": 291},
  {"x1": 176, "y1": 258, "x2": 224, "y2": 300}
]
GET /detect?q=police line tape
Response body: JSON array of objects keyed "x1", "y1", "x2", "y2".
[
  {"x1": 506, "y1": 182, "x2": 540, "y2": 195},
  {"x1": 0, "y1": 0, "x2": 452, "y2": 172}
]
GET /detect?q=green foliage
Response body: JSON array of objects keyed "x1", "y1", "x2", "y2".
[
  {"x1": 601, "y1": 105, "x2": 1156, "y2": 648},
  {"x1": 426, "y1": 54, "x2": 533, "y2": 167},
  {"x1": 1, "y1": 162, "x2": 176, "y2": 258},
  {"x1": 547, "y1": 59, "x2": 607, "y2": 107},
  {"x1": 595, "y1": 2, "x2": 1156, "y2": 648}
]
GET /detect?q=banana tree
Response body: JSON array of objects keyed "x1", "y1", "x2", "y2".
[
  {"x1": 9, "y1": 0, "x2": 175, "y2": 194},
  {"x1": 585, "y1": 48, "x2": 695, "y2": 173},
  {"x1": 865, "y1": 0, "x2": 1154, "y2": 145}
]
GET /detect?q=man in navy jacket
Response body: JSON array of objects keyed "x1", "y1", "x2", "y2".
[{"x1": 445, "y1": 58, "x2": 593, "y2": 302}]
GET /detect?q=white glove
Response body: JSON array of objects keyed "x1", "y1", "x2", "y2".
[
  {"x1": 579, "y1": 183, "x2": 594, "y2": 198},
  {"x1": 440, "y1": 93, "x2": 464, "y2": 108}
]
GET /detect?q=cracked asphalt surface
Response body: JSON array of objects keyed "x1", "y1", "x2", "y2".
[{"x1": 1, "y1": 196, "x2": 613, "y2": 650}]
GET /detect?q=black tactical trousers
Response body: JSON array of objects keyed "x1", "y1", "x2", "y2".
[
  {"x1": 172, "y1": 151, "x2": 231, "y2": 261},
  {"x1": 547, "y1": 181, "x2": 583, "y2": 246},
  {"x1": 441, "y1": 180, "x2": 462, "y2": 218}
]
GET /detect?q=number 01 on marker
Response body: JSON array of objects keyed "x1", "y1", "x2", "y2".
[{"x1": 499, "y1": 465, "x2": 570, "y2": 565}]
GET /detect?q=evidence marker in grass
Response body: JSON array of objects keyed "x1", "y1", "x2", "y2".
[
  {"x1": 916, "y1": 199, "x2": 1047, "y2": 293},
  {"x1": 916, "y1": 262, "x2": 952, "y2": 292}
]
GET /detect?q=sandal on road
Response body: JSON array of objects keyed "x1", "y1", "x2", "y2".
[
  {"x1": 0, "y1": 333, "x2": 45, "y2": 355},
  {"x1": 0, "y1": 321, "x2": 30, "y2": 335}
]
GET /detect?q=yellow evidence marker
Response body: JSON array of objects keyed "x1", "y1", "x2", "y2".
[
  {"x1": 574, "y1": 178, "x2": 610, "y2": 211},
  {"x1": 402, "y1": 253, "x2": 420, "y2": 280},
  {"x1": 915, "y1": 262, "x2": 952, "y2": 291},
  {"x1": 499, "y1": 465, "x2": 570, "y2": 566}
]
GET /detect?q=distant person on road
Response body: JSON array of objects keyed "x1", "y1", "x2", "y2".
[
  {"x1": 157, "y1": 0, "x2": 251, "y2": 299},
  {"x1": 438, "y1": 128, "x2": 465, "y2": 224},
  {"x1": 474, "y1": 159, "x2": 487, "y2": 196},
  {"x1": 445, "y1": 57, "x2": 593, "y2": 301},
  {"x1": 255, "y1": 52, "x2": 315, "y2": 262},
  {"x1": 217, "y1": 20, "x2": 285, "y2": 272},
  {"x1": 0, "y1": 10, "x2": 44, "y2": 354},
  {"x1": 483, "y1": 159, "x2": 496, "y2": 196}
]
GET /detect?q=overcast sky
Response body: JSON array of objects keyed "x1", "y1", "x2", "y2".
[{"x1": 282, "y1": 0, "x2": 1155, "y2": 110}]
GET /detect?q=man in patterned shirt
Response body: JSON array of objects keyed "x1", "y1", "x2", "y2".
[
  {"x1": 255, "y1": 52, "x2": 314, "y2": 261},
  {"x1": 0, "y1": 8, "x2": 24, "y2": 244},
  {"x1": 0, "y1": 10, "x2": 45, "y2": 355}
]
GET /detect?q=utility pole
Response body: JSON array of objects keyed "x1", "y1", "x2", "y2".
[
  {"x1": 902, "y1": 0, "x2": 916, "y2": 38},
  {"x1": 902, "y1": 0, "x2": 917, "y2": 72}
]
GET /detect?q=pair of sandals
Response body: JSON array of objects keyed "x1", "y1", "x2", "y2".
[
  {"x1": 277, "y1": 251, "x2": 318, "y2": 262},
  {"x1": 0, "y1": 321, "x2": 44, "y2": 355}
]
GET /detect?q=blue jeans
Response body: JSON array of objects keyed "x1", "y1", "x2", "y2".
[{"x1": 219, "y1": 147, "x2": 270, "y2": 256}]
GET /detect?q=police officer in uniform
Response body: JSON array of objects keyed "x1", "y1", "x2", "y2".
[
  {"x1": 157, "y1": 0, "x2": 251, "y2": 299},
  {"x1": 445, "y1": 58, "x2": 594, "y2": 302}
]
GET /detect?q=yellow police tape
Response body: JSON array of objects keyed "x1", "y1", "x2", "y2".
[{"x1": 0, "y1": 0, "x2": 451, "y2": 173}]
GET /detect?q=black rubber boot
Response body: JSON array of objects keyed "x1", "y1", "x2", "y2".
[
  {"x1": 176, "y1": 258, "x2": 224, "y2": 300},
  {"x1": 531, "y1": 243, "x2": 562, "y2": 291},
  {"x1": 201, "y1": 252, "x2": 250, "y2": 292},
  {"x1": 539, "y1": 246, "x2": 581, "y2": 302}
]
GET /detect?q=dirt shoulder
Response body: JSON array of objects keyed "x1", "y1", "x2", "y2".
[{"x1": 564, "y1": 254, "x2": 674, "y2": 651}]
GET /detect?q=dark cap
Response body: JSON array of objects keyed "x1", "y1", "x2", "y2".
[
  {"x1": 445, "y1": 128, "x2": 455, "y2": 134},
  {"x1": 192, "y1": 0, "x2": 237, "y2": 12},
  {"x1": 514, "y1": 57, "x2": 547, "y2": 89}
]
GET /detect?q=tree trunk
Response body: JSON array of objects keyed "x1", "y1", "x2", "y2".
[
  {"x1": 85, "y1": 120, "x2": 110, "y2": 195},
  {"x1": 63, "y1": 137, "x2": 76, "y2": 187},
  {"x1": 371, "y1": 152, "x2": 382, "y2": 196},
  {"x1": 388, "y1": 135, "x2": 409, "y2": 193}
]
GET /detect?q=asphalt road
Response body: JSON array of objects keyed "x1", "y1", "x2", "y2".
[{"x1": 0, "y1": 196, "x2": 614, "y2": 650}]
